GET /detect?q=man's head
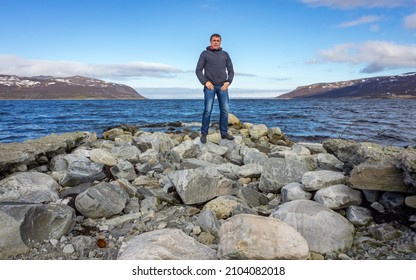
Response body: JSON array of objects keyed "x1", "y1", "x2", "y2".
[{"x1": 210, "y1": 33, "x2": 222, "y2": 49}]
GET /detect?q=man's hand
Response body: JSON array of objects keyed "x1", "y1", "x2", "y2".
[
  {"x1": 221, "y1": 82, "x2": 230, "y2": 91},
  {"x1": 205, "y1": 81, "x2": 214, "y2": 90}
]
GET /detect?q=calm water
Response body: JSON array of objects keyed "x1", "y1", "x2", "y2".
[{"x1": 1, "y1": 99, "x2": 415, "y2": 147}]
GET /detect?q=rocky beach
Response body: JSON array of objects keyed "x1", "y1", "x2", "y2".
[{"x1": 0, "y1": 114, "x2": 415, "y2": 260}]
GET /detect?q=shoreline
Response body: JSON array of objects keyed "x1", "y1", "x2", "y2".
[{"x1": 1, "y1": 116, "x2": 415, "y2": 260}]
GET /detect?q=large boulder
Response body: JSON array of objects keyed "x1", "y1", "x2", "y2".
[
  {"x1": 167, "y1": 166, "x2": 236, "y2": 205},
  {"x1": 0, "y1": 172, "x2": 60, "y2": 203},
  {"x1": 117, "y1": 228, "x2": 216, "y2": 260},
  {"x1": 0, "y1": 132, "x2": 88, "y2": 177},
  {"x1": 20, "y1": 204, "x2": 76, "y2": 246},
  {"x1": 0, "y1": 203, "x2": 75, "y2": 258},
  {"x1": 314, "y1": 184, "x2": 362, "y2": 210},
  {"x1": 217, "y1": 214, "x2": 309, "y2": 259},
  {"x1": 0, "y1": 208, "x2": 29, "y2": 258},
  {"x1": 348, "y1": 162, "x2": 412, "y2": 192},
  {"x1": 302, "y1": 170, "x2": 346, "y2": 191},
  {"x1": 323, "y1": 139, "x2": 416, "y2": 192},
  {"x1": 270, "y1": 200, "x2": 355, "y2": 254},
  {"x1": 259, "y1": 158, "x2": 308, "y2": 193},
  {"x1": 50, "y1": 154, "x2": 106, "y2": 187},
  {"x1": 75, "y1": 182, "x2": 129, "y2": 218}
]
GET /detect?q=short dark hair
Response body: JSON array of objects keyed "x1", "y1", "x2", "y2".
[{"x1": 210, "y1": 33, "x2": 221, "y2": 41}]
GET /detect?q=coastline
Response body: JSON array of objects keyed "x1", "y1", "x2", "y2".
[{"x1": 0, "y1": 115, "x2": 415, "y2": 260}]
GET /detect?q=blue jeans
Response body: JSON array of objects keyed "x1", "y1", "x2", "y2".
[{"x1": 201, "y1": 85, "x2": 229, "y2": 135}]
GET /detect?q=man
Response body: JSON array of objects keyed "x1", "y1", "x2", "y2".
[{"x1": 195, "y1": 33, "x2": 235, "y2": 144}]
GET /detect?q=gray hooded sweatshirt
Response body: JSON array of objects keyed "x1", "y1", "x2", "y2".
[{"x1": 195, "y1": 47, "x2": 234, "y2": 86}]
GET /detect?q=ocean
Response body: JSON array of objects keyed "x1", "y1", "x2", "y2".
[{"x1": 1, "y1": 99, "x2": 415, "y2": 147}]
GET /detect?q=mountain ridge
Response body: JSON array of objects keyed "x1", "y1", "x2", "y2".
[
  {"x1": 277, "y1": 72, "x2": 416, "y2": 99},
  {"x1": 0, "y1": 74, "x2": 146, "y2": 99}
]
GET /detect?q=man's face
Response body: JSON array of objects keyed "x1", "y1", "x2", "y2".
[{"x1": 210, "y1": 36, "x2": 221, "y2": 49}]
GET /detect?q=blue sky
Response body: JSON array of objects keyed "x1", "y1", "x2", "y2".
[{"x1": 1, "y1": 0, "x2": 416, "y2": 98}]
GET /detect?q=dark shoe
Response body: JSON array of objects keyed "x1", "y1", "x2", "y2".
[
  {"x1": 201, "y1": 134, "x2": 207, "y2": 144},
  {"x1": 221, "y1": 133, "x2": 234, "y2": 140}
]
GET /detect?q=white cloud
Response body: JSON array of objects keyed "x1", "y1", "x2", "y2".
[
  {"x1": 0, "y1": 55, "x2": 182, "y2": 78},
  {"x1": 301, "y1": 0, "x2": 415, "y2": 9},
  {"x1": 316, "y1": 41, "x2": 416, "y2": 73},
  {"x1": 337, "y1": 15, "x2": 381, "y2": 28},
  {"x1": 404, "y1": 12, "x2": 416, "y2": 29}
]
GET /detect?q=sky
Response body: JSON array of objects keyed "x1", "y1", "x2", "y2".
[{"x1": 1, "y1": 0, "x2": 416, "y2": 99}]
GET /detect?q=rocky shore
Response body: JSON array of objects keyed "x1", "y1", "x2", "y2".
[{"x1": 1, "y1": 114, "x2": 415, "y2": 260}]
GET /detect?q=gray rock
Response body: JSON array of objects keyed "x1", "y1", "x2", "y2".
[
  {"x1": 168, "y1": 166, "x2": 235, "y2": 205},
  {"x1": 202, "y1": 195, "x2": 253, "y2": 220},
  {"x1": 237, "y1": 187, "x2": 270, "y2": 207},
  {"x1": 110, "y1": 160, "x2": 137, "y2": 181},
  {"x1": 405, "y1": 195, "x2": 416, "y2": 208},
  {"x1": 89, "y1": 148, "x2": 118, "y2": 166},
  {"x1": 292, "y1": 144, "x2": 311, "y2": 156},
  {"x1": 75, "y1": 182, "x2": 129, "y2": 218},
  {"x1": 314, "y1": 184, "x2": 362, "y2": 210},
  {"x1": 249, "y1": 124, "x2": 268, "y2": 140},
  {"x1": 241, "y1": 146, "x2": 269, "y2": 166},
  {"x1": 71, "y1": 235, "x2": 96, "y2": 256},
  {"x1": 117, "y1": 228, "x2": 217, "y2": 260},
  {"x1": 270, "y1": 200, "x2": 355, "y2": 254},
  {"x1": 0, "y1": 209, "x2": 29, "y2": 258},
  {"x1": 322, "y1": 139, "x2": 402, "y2": 166},
  {"x1": 348, "y1": 162, "x2": 410, "y2": 192},
  {"x1": 111, "y1": 145, "x2": 142, "y2": 164},
  {"x1": 134, "y1": 132, "x2": 174, "y2": 153},
  {"x1": 218, "y1": 214, "x2": 309, "y2": 259},
  {"x1": 20, "y1": 204, "x2": 76, "y2": 246},
  {"x1": 0, "y1": 131, "x2": 88, "y2": 177},
  {"x1": 50, "y1": 154, "x2": 106, "y2": 187},
  {"x1": 221, "y1": 141, "x2": 244, "y2": 165},
  {"x1": 0, "y1": 172, "x2": 60, "y2": 203},
  {"x1": 297, "y1": 142, "x2": 326, "y2": 154},
  {"x1": 259, "y1": 158, "x2": 308, "y2": 193},
  {"x1": 346, "y1": 205, "x2": 373, "y2": 226},
  {"x1": 400, "y1": 148, "x2": 416, "y2": 188},
  {"x1": 379, "y1": 192, "x2": 405, "y2": 209},
  {"x1": 302, "y1": 170, "x2": 346, "y2": 191},
  {"x1": 195, "y1": 210, "x2": 221, "y2": 237},
  {"x1": 281, "y1": 182, "x2": 312, "y2": 203},
  {"x1": 316, "y1": 153, "x2": 344, "y2": 171},
  {"x1": 368, "y1": 223, "x2": 399, "y2": 241},
  {"x1": 361, "y1": 190, "x2": 381, "y2": 203},
  {"x1": 236, "y1": 163, "x2": 263, "y2": 178}
]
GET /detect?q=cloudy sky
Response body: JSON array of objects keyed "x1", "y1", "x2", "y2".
[{"x1": 1, "y1": 0, "x2": 416, "y2": 98}]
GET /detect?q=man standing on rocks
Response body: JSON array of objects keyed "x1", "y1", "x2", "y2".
[{"x1": 196, "y1": 33, "x2": 235, "y2": 144}]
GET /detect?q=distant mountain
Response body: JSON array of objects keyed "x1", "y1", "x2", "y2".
[
  {"x1": 277, "y1": 72, "x2": 416, "y2": 99},
  {"x1": 0, "y1": 75, "x2": 146, "y2": 99}
]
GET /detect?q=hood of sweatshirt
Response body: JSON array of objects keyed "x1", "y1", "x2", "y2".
[{"x1": 206, "y1": 46, "x2": 223, "y2": 51}]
